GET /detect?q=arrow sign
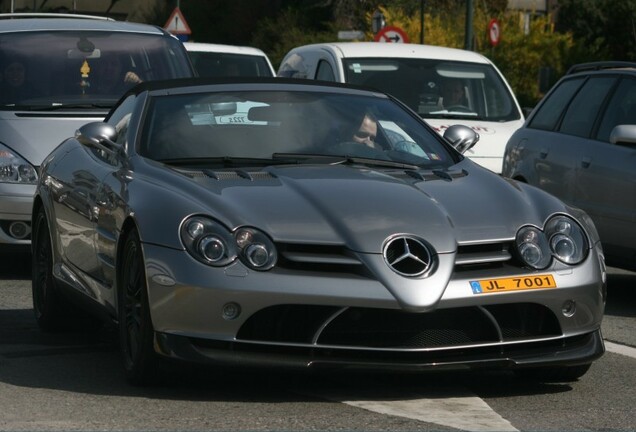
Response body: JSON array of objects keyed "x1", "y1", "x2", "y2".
[
  {"x1": 164, "y1": 7, "x2": 191, "y2": 35},
  {"x1": 374, "y1": 26, "x2": 409, "y2": 43}
]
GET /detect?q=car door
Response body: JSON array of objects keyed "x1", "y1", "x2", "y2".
[
  {"x1": 49, "y1": 145, "x2": 113, "y2": 281},
  {"x1": 573, "y1": 76, "x2": 636, "y2": 256},
  {"x1": 518, "y1": 77, "x2": 587, "y2": 200}
]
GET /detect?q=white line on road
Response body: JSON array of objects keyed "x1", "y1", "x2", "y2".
[
  {"x1": 605, "y1": 341, "x2": 636, "y2": 359},
  {"x1": 301, "y1": 386, "x2": 518, "y2": 432},
  {"x1": 342, "y1": 392, "x2": 518, "y2": 432}
]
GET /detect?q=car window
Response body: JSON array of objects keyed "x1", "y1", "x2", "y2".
[
  {"x1": 528, "y1": 77, "x2": 585, "y2": 131},
  {"x1": 596, "y1": 77, "x2": 636, "y2": 142},
  {"x1": 0, "y1": 30, "x2": 191, "y2": 109},
  {"x1": 278, "y1": 53, "x2": 307, "y2": 78},
  {"x1": 559, "y1": 76, "x2": 617, "y2": 138},
  {"x1": 188, "y1": 52, "x2": 273, "y2": 78},
  {"x1": 315, "y1": 60, "x2": 336, "y2": 82},
  {"x1": 140, "y1": 90, "x2": 455, "y2": 168},
  {"x1": 342, "y1": 58, "x2": 521, "y2": 121}
]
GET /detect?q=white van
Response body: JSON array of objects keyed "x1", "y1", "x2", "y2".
[{"x1": 278, "y1": 42, "x2": 524, "y2": 173}]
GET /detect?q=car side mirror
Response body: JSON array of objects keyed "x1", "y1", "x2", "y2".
[
  {"x1": 610, "y1": 124, "x2": 636, "y2": 146},
  {"x1": 76, "y1": 122, "x2": 123, "y2": 156},
  {"x1": 443, "y1": 124, "x2": 480, "y2": 154}
]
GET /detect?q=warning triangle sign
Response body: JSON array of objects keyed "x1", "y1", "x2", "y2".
[{"x1": 164, "y1": 7, "x2": 191, "y2": 35}]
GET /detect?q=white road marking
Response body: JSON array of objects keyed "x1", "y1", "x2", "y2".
[
  {"x1": 342, "y1": 393, "x2": 518, "y2": 432},
  {"x1": 605, "y1": 341, "x2": 636, "y2": 359},
  {"x1": 304, "y1": 387, "x2": 518, "y2": 432}
]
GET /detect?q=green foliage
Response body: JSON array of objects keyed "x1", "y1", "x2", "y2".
[
  {"x1": 374, "y1": 3, "x2": 574, "y2": 108},
  {"x1": 249, "y1": 9, "x2": 339, "y2": 70}
]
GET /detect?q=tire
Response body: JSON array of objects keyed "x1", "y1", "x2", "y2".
[
  {"x1": 118, "y1": 228, "x2": 159, "y2": 385},
  {"x1": 515, "y1": 363, "x2": 592, "y2": 382},
  {"x1": 32, "y1": 208, "x2": 68, "y2": 331}
]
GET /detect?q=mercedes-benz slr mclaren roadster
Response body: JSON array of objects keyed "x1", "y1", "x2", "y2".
[{"x1": 32, "y1": 78, "x2": 606, "y2": 385}]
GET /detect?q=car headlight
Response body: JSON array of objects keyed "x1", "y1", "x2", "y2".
[
  {"x1": 235, "y1": 227, "x2": 277, "y2": 270},
  {"x1": 180, "y1": 216, "x2": 277, "y2": 270},
  {"x1": 0, "y1": 143, "x2": 37, "y2": 184},
  {"x1": 516, "y1": 215, "x2": 588, "y2": 269},
  {"x1": 545, "y1": 215, "x2": 588, "y2": 264}
]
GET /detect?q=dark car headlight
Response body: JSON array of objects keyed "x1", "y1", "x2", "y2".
[
  {"x1": 180, "y1": 216, "x2": 277, "y2": 270},
  {"x1": 516, "y1": 215, "x2": 588, "y2": 269}
]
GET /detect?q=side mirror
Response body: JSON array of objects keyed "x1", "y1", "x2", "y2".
[
  {"x1": 76, "y1": 122, "x2": 122, "y2": 155},
  {"x1": 443, "y1": 124, "x2": 480, "y2": 154},
  {"x1": 610, "y1": 124, "x2": 636, "y2": 146}
]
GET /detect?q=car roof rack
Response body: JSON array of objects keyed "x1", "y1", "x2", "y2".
[
  {"x1": 567, "y1": 61, "x2": 636, "y2": 75},
  {"x1": 0, "y1": 13, "x2": 114, "y2": 21}
]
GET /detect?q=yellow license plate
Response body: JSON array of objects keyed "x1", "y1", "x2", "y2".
[{"x1": 470, "y1": 275, "x2": 557, "y2": 294}]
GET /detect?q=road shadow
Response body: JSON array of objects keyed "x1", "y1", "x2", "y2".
[
  {"x1": 0, "y1": 251, "x2": 31, "y2": 280},
  {"x1": 606, "y1": 268, "x2": 636, "y2": 318},
  {"x1": 0, "y1": 305, "x2": 574, "y2": 402}
]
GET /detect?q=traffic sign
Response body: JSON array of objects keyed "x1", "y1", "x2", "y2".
[
  {"x1": 164, "y1": 7, "x2": 191, "y2": 35},
  {"x1": 374, "y1": 26, "x2": 409, "y2": 43},
  {"x1": 488, "y1": 19, "x2": 500, "y2": 47}
]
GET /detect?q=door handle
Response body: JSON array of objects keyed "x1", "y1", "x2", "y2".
[
  {"x1": 539, "y1": 148, "x2": 548, "y2": 158},
  {"x1": 581, "y1": 157, "x2": 591, "y2": 168}
]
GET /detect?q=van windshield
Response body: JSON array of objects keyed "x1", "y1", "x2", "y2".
[
  {"x1": 0, "y1": 31, "x2": 192, "y2": 109},
  {"x1": 343, "y1": 58, "x2": 521, "y2": 122}
]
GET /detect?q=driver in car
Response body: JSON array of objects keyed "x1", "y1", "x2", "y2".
[{"x1": 441, "y1": 79, "x2": 466, "y2": 109}]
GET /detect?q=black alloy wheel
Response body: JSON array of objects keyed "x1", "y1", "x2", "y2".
[
  {"x1": 32, "y1": 208, "x2": 66, "y2": 331},
  {"x1": 118, "y1": 228, "x2": 158, "y2": 385}
]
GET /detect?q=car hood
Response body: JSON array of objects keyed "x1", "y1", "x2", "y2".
[
  {"x1": 0, "y1": 112, "x2": 105, "y2": 165},
  {"x1": 159, "y1": 159, "x2": 563, "y2": 255}
]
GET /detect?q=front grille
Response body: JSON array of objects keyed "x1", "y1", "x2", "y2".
[{"x1": 237, "y1": 303, "x2": 561, "y2": 350}]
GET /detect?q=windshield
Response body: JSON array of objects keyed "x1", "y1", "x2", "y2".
[
  {"x1": 188, "y1": 52, "x2": 273, "y2": 78},
  {"x1": 140, "y1": 90, "x2": 458, "y2": 169},
  {"x1": 0, "y1": 31, "x2": 192, "y2": 109},
  {"x1": 343, "y1": 58, "x2": 521, "y2": 122}
]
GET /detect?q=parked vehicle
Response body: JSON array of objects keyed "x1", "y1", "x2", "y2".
[
  {"x1": 503, "y1": 61, "x2": 636, "y2": 271},
  {"x1": 0, "y1": 13, "x2": 194, "y2": 251},
  {"x1": 278, "y1": 42, "x2": 524, "y2": 173},
  {"x1": 33, "y1": 77, "x2": 604, "y2": 385},
  {"x1": 184, "y1": 42, "x2": 275, "y2": 78}
]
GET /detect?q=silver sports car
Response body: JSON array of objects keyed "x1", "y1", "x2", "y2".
[{"x1": 32, "y1": 78, "x2": 606, "y2": 385}]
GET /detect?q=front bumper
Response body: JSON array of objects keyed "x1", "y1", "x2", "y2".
[
  {"x1": 0, "y1": 183, "x2": 35, "y2": 246},
  {"x1": 143, "y1": 241, "x2": 606, "y2": 371},
  {"x1": 155, "y1": 328, "x2": 605, "y2": 372}
]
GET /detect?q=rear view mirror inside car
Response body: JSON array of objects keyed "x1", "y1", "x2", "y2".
[{"x1": 67, "y1": 48, "x2": 101, "y2": 59}]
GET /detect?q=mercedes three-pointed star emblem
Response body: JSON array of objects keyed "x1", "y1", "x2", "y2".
[{"x1": 383, "y1": 235, "x2": 433, "y2": 277}]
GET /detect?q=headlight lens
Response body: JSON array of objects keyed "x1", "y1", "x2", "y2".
[
  {"x1": 235, "y1": 227, "x2": 277, "y2": 270},
  {"x1": 0, "y1": 144, "x2": 37, "y2": 184},
  {"x1": 516, "y1": 226, "x2": 551, "y2": 269},
  {"x1": 516, "y1": 215, "x2": 588, "y2": 269},
  {"x1": 545, "y1": 215, "x2": 587, "y2": 264},
  {"x1": 180, "y1": 217, "x2": 237, "y2": 266},
  {"x1": 180, "y1": 216, "x2": 277, "y2": 270}
]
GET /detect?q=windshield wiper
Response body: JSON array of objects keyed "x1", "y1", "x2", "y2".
[{"x1": 273, "y1": 153, "x2": 420, "y2": 170}]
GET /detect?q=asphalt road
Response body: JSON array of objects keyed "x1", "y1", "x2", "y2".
[{"x1": 1, "y1": 252, "x2": 635, "y2": 431}]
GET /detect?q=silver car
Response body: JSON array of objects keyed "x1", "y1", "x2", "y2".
[
  {"x1": 0, "y1": 13, "x2": 193, "y2": 250},
  {"x1": 503, "y1": 62, "x2": 636, "y2": 272},
  {"x1": 33, "y1": 78, "x2": 605, "y2": 385}
]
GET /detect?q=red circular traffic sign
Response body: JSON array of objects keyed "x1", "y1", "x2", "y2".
[
  {"x1": 488, "y1": 19, "x2": 500, "y2": 46},
  {"x1": 374, "y1": 26, "x2": 410, "y2": 43}
]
